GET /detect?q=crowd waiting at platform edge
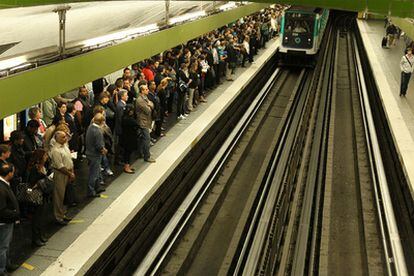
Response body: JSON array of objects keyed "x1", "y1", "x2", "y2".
[{"x1": 0, "y1": 5, "x2": 286, "y2": 275}]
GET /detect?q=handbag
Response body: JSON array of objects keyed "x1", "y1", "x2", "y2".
[
  {"x1": 15, "y1": 182, "x2": 43, "y2": 206},
  {"x1": 37, "y1": 177, "x2": 54, "y2": 195}
]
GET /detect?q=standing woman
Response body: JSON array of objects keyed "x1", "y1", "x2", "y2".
[
  {"x1": 177, "y1": 63, "x2": 192, "y2": 120},
  {"x1": 188, "y1": 62, "x2": 200, "y2": 110},
  {"x1": 53, "y1": 102, "x2": 67, "y2": 123},
  {"x1": 155, "y1": 79, "x2": 169, "y2": 137},
  {"x1": 27, "y1": 149, "x2": 50, "y2": 247},
  {"x1": 120, "y1": 105, "x2": 139, "y2": 174},
  {"x1": 28, "y1": 107, "x2": 47, "y2": 137}
]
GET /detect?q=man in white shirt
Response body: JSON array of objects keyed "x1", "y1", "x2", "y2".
[
  {"x1": 50, "y1": 131, "x2": 75, "y2": 225},
  {"x1": 400, "y1": 48, "x2": 414, "y2": 96}
]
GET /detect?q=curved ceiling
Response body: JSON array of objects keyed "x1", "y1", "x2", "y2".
[{"x1": 0, "y1": 0, "x2": 412, "y2": 18}]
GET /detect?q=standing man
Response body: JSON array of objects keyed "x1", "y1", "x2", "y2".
[
  {"x1": 49, "y1": 131, "x2": 74, "y2": 225},
  {"x1": 136, "y1": 84, "x2": 156, "y2": 163},
  {"x1": 85, "y1": 113, "x2": 107, "y2": 197},
  {"x1": 0, "y1": 163, "x2": 20, "y2": 275},
  {"x1": 65, "y1": 102, "x2": 80, "y2": 154},
  {"x1": 400, "y1": 48, "x2": 414, "y2": 96}
]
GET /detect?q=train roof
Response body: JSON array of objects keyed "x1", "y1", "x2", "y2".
[{"x1": 285, "y1": 6, "x2": 324, "y2": 14}]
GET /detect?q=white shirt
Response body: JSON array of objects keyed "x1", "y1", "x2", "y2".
[
  {"x1": 270, "y1": 17, "x2": 277, "y2": 30},
  {"x1": 0, "y1": 176, "x2": 10, "y2": 186},
  {"x1": 212, "y1": 48, "x2": 219, "y2": 64},
  {"x1": 243, "y1": 41, "x2": 250, "y2": 54},
  {"x1": 400, "y1": 54, "x2": 414, "y2": 73}
]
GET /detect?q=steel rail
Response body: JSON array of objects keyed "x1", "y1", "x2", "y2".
[
  {"x1": 351, "y1": 35, "x2": 408, "y2": 276},
  {"x1": 289, "y1": 20, "x2": 336, "y2": 276},
  {"x1": 134, "y1": 67, "x2": 283, "y2": 275},
  {"x1": 231, "y1": 68, "x2": 308, "y2": 275}
]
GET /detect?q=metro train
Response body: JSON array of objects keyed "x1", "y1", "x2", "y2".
[{"x1": 277, "y1": 6, "x2": 329, "y2": 66}]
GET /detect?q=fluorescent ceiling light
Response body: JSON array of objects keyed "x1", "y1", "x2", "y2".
[
  {"x1": 169, "y1": 11, "x2": 206, "y2": 25},
  {"x1": 0, "y1": 56, "x2": 27, "y2": 71},
  {"x1": 82, "y1": 23, "x2": 159, "y2": 47},
  {"x1": 219, "y1": 2, "x2": 237, "y2": 11}
]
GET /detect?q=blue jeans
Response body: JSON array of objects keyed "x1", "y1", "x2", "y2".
[
  {"x1": 101, "y1": 155, "x2": 110, "y2": 172},
  {"x1": 0, "y1": 223, "x2": 13, "y2": 273},
  {"x1": 87, "y1": 155, "x2": 102, "y2": 196},
  {"x1": 140, "y1": 128, "x2": 151, "y2": 161}
]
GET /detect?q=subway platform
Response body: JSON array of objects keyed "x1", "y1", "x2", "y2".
[
  {"x1": 358, "y1": 20, "x2": 414, "y2": 200},
  {"x1": 12, "y1": 39, "x2": 280, "y2": 275}
]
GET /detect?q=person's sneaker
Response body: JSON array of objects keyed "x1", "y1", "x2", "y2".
[
  {"x1": 183, "y1": 113, "x2": 189, "y2": 117},
  {"x1": 145, "y1": 157, "x2": 156, "y2": 163},
  {"x1": 96, "y1": 187, "x2": 106, "y2": 194},
  {"x1": 104, "y1": 169, "x2": 114, "y2": 176}
]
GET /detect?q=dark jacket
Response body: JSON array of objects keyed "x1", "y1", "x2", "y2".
[
  {"x1": 189, "y1": 71, "x2": 199, "y2": 89},
  {"x1": 85, "y1": 124, "x2": 105, "y2": 157},
  {"x1": 154, "y1": 73, "x2": 165, "y2": 87},
  {"x1": 178, "y1": 69, "x2": 190, "y2": 84},
  {"x1": 148, "y1": 91, "x2": 161, "y2": 121},
  {"x1": 94, "y1": 102, "x2": 116, "y2": 131},
  {"x1": 0, "y1": 179, "x2": 20, "y2": 224},
  {"x1": 115, "y1": 100, "x2": 127, "y2": 135},
  {"x1": 74, "y1": 96, "x2": 92, "y2": 131},
  {"x1": 9, "y1": 144, "x2": 27, "y2": 179},
  {"x1": 65, "y1": 113, "x2": 80, "y2": 152},
  {"x1": 226, "y1": 44, "x2": 238, "y2": 63},
  {"x1": 22, "y1": 129, "x2": 38, "y2": 160},
  {"x1": 120, "y1": 116, "x2": 139, "y2": 151}
]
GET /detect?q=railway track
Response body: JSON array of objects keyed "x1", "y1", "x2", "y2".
[
  {"x1": 135, "y1": 66, "x2": 311, "y2": 275},
  {"x1": 89, "y1": 13, "x2": 412, "y2": 276},
  {"x1": 134, "y1": 13, "x2": 410, "y2": 276}
]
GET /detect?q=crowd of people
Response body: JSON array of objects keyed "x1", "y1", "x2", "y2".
[
  {"x1": 0, "y1": 5, "x2": 285, "y2": 275},
  {"x1": 383, "y1": 19, "x2": 401, "y2": 48}
]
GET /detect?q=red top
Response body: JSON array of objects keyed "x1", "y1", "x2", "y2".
[{"x1": 142, "y1": 67, "x2": 154, "y2": 81}]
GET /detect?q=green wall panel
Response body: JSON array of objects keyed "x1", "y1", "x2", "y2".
[{"x1": 0, "y1": 3, "x2": 268, "y2": 119}]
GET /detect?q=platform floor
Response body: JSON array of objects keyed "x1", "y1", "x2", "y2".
[
  {"x1": 358, "y1": 20, "x2": 414, "y2": 198},
  {"x1": 12, "y1": 39, "x2": 280, "y2": 275}
]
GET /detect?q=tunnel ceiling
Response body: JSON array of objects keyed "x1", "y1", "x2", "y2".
[{"x1": 0, "y1": 0, "x2": 413, "y2": 18}]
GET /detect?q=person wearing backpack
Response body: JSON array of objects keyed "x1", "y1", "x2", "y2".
[{"x1": 400, "y1": 48, "x2": 414, "y2": 96}]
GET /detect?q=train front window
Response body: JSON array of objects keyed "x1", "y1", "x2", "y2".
[
  {"x1": 292, "y1": 21, "x2": 310, "y2": 33},
  {"x1": 283, "y1": 12, "x2": 315, "y2": 49}
]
